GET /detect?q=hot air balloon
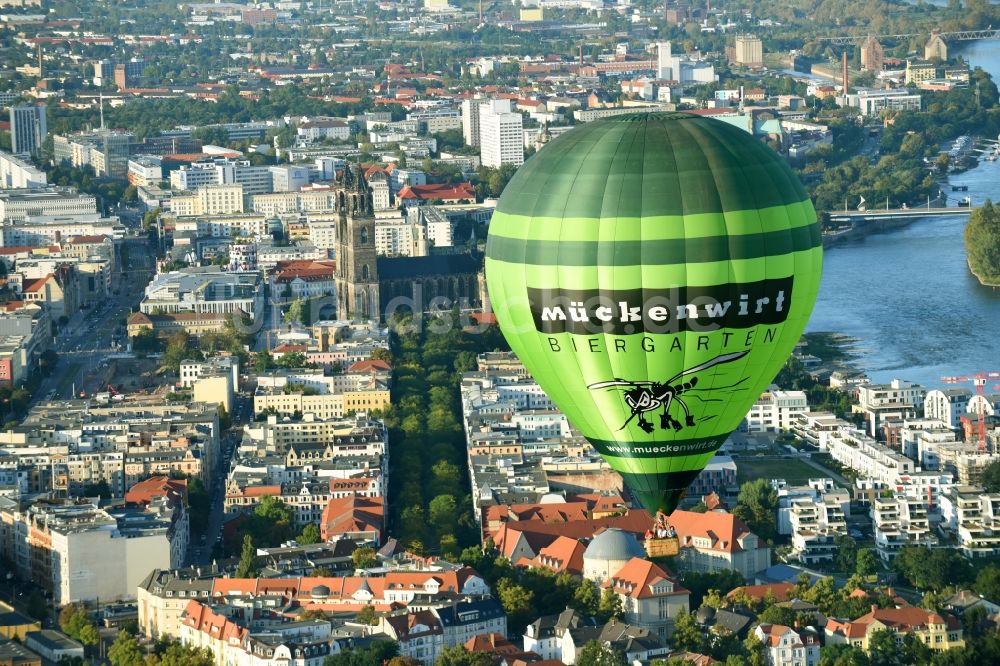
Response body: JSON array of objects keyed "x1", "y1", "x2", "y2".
[{"x1": 485, "y1": 112, "x2": 822, "y2": 516}]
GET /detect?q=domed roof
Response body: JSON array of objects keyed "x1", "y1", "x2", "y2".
[
  {"x1": 310, "y1": 585, "x2": 330, "y2": 597},
  {"x1": 583, "y1": 528, "x2": 646, "y2": 562}
]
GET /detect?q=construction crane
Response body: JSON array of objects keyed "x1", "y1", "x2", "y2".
[{"x1": 941, "y1": 372, "x2": 1000, "y2": 453}]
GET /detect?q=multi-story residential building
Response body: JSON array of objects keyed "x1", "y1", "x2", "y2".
[
  {"x1": 140, "y1": 267, "x2": 264, "y2": 319},
  {"x1": 0, "y1": 499, "x2": 181, "y2": 604},
  {"x1": 788, "y1": 495, "x2": 847, "y2": 564},
  {"x1": 924, "y1": 388, "x2": 972, "y2": 430},
  {"x1": 600, "y1": 558, "x2": 690, "y2": 639},
  {"x1": 253, "y1": 370, "x2": 389, "y2": 420},
  {"x1": 826, "y1": 607, "x2": 963, "y2": 654},
  {"x1": 523, "y1": 611, "x2": 668, "y2": 666},
  {"x1": 170, "y1": 184, "x2": 245, "y2": 216},
  {"x1": 0, "y1": 189, "x2": 97, "y2": 223},
  {"x1": 461, "y1": 97, "x2": 489, "y2": 147},
  {"x1": 939, "y1": 487, "x2": 1000, "y2": 558},
  {"x1": 127, "y1": 156, "x2": 164, "y2": 187},
  {"x1": 172, "y1": 214, "x2": 271, "y2": 240},
  {"x1": 665, "y1": 510, "x2": 771, "y2": 578},
  {"x1": 9, "y1": 105, "x2": 46, "y2": 157},
  {"x1": 374, "y1": 219, "x2": 428, "y2": 257},
  {"x1": 686, "y1": 455, "x2": 737, "y2": 496},
  {"x1": 855, "y1": 380, "x2": 926, "y2": 438},
  {"x1": 297, "y1": 119, "x2": 351, "y2": 142},
  {"x1": 479, "y1": 100, "x2": 524, "y2": 168},
  {"x1": 745, "y1": 390, "x2": 809, "y2": 433},
  {"x1": 0, "y1": 151, "x2": 46, "y2": 188},
  {"x1": 138, "y1": 565, "x2": 492, "y2": 640},
  {"x1": 380, "y1": 600, "x2": 507, "y2": 665},
  {"x1": 754, "y1": 623, "x2": 821, "y2": 666},
  {"x1": 871, "y1": 495, "x2": 938, "y2": 563}
]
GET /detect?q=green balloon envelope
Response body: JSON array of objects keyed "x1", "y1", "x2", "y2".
[{"x1": 485, "y1": 112, "x2": 822, "y2": 515}]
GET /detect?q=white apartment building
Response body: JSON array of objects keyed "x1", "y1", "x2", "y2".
[
  {"x1": 872, "y1": 495, "x2": 938, "y2": 563},
  {"x1": 754, "y1": 624, "x2": 820, "y2": 666},
  {"x1": 745, "y1": 389, "x2": 809, "y2": 433},
  {"x1": 855, "y1": 380, "x2": 926, "y2": 437},
  {"x1": 173, "y1": 214, "x2": 271, "y2": 240},
  {"x1": 375, "y1": 220, "x2": 427, "y2": 257},
  {"x1": 170, "y1": 184, "x2": 245, "y2": 216},
  {"x1": 462, "y1": 97, "x2": 488, "y2": 147},
  {"x1": 479, "y1": 100, "x2": 524, "y2": 168},
  {"x1": 898, "y1": 419, "x2": 957, "y2": 465},
  {"x1": 940, "y1": 487, "x2": 1000, "y2": 558},
  {"x1": 0, "y1": 189, "x2": 97, "y2": 223},
  {"x1": 0, "y1": 150, "x2": 47, "y2": 188},
  {"x1": 789, "y1": 495, "x2": 847, "y2": 564},
  {"x1": 170, "y1": 160, "x2": 273, "y2": 195},
  {"x1": 924, "y1": 388, "x2": 973, "y2": 430},
  {"x1": 3, "y1": 501, "x2": 178, "y2": 604}
]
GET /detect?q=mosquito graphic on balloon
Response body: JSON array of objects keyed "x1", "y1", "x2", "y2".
[{"x1": 587, "y1": 350, "x2": 751, "y2": 434}]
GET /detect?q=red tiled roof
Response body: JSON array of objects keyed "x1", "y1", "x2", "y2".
[
  {"x1": 126, "y1": 476, "x2": 187, "y2": 506},
  {"x1": 666, "y1": 509, "x2": 755, "y2": 554},
  {"x1": 397, "y1": 182, "x2": 476, "y2": 202},
  {"x1": 320, "y1": 496, "x2": 385, "y2": 542},
  {"x1": 523, "y1": 535, "x2": 586, "y2": 575},
  {"x1": 602, "y1": 557, "x2": 688, "y2": 599},
  {"x1": 348, "y1": 359, "x2": 391, "y2": 373}
]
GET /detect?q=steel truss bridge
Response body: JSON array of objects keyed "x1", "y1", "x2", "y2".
[{"x1": 816, "y1": 28, "x2": 1000, "y2": 45}]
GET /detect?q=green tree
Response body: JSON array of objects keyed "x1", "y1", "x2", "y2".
[
  {"x1": 819, "y1": 644, "x2": 871, "y2": 666},
  {"x1": 284, "y1": 299, "x2": 307, "y2": 325},
  {"x1": 733, "y1": 479, "x2": 778, "y2": 542},
  {"x1": 573, "y1": 579, "x2": 601, "y2": 616},
  {"x1": 982, "y1": 459, "x2": 1000, "y2": 492},
  {"x1": 323, "y1": 640, "x2": 399, "y2": 666},
  {"x1": 856, "y1": 548, "x2": 879, "y2": 578},
  {"x1": 428, "y1": 494, "x2": 458, "y2": 530},
  {"x1": 671, "y1": 610, "x2": 706, "y2": 653},
  {"x1": 355, "y1": 605, "x2": 378, "y2": 626},
  {"x1": 496, "y1": 578, "x2": 535, "y2": 633},
  {"x1": 575, "y1": 641, "x2": 628, "y2": 666},
  {"x1": 965, "y1": 200, "x2": 1000, "y2": 284},
  {"x1": 434, "y1": 646, "x2": 494, "y2": 666},
  {"x1": 835, "y1": 534, "x2": 858, "y2": 573},
  {"x1": 867, "y1": 629, "x2": 906, "y2": 666},
  {"x1": 77, "y1": 623, "x2": 100, "y2": 648},
  {"x1": 109, "y1": 631, "x2": 143, "y2": 666},
  {"x1": 236, "y1": 535, "x2": 259, "y2": 578},
  {"x1": 298, "y1": 523, "x2": 321, "y2": 545},
  {"x1": 598, "y1": 588, "x2": 623, "y2": 622},
  {"x1": 352, "y1": 546, "x2": 378, "y2": 569}
]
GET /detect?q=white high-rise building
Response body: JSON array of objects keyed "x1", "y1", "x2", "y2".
[
  {"x1": 462, "y1": 97, "x2": 487, "y2": 147},
  {"x1": 657, "y1": 41, "x2": 673, "y2": 80},
  {"x1": 479, "y1": 100, "x2": 524, "y2": 169}
]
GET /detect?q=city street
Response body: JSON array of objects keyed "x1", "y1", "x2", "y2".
[{"x1": 34, "y1": 238, "x2": 155, "y2": 402}]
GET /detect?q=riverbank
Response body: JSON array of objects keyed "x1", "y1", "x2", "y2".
[
  {"x1": 968, "y1": 260, "x2": 1000, "y2": 288},
  {"x1": 799, "y1": 332, "x2": 865, "y2": 381}
]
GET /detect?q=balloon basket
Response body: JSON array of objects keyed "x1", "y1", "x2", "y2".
[{"x1": 644, "y1": 537, "x2": 679, "y2": 558}]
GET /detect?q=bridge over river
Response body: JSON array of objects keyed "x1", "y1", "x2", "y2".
[{"x1": 827, "y1": 206, "x2": 974, "y2": 224}]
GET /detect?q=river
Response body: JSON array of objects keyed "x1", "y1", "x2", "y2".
[{"x1": 805, "y1": 39, "x2": 1000, "y2": 386}]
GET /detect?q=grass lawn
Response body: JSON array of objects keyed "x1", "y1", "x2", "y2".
[{"x1": 736, "y1": 457, "x2": 822, "y2": 485}]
